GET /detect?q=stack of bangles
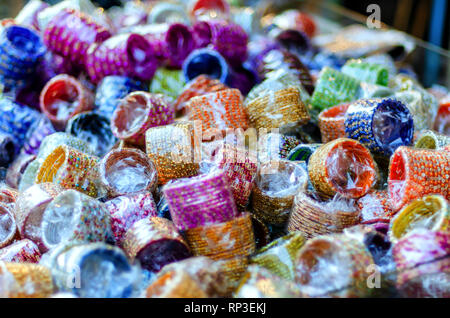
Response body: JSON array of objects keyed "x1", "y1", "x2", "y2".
[
  {"x1": 318, "y1": 103, "x2": 349, "y2": 143},
  {"x1": 287, "y1": 143, "x2": 322, "y2": 164}
]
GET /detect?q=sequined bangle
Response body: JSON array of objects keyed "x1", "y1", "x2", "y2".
[
  {"x1": 146, "y1": 270, "x2": 208, "y2": 298},
  {"x1": 15, "y1": 183, "x2": 63, "y2": 251},
  {"x1": 308, "y1": 138, "x2": 377, "y2": 198},
  {"x1": 145, "y1": 121, "x2": 200, "y2": 185},
  {"x1": 0, "y1": 131, "x2": 16, "y2": 167},
  {"x1": 249, "y1": 232, "x2": 307, "y2": 280},
  {"x1": 344, "y1": 98, "x2": 414, "y2": 157},
  {"x1": 252, "y1": 160, "x2": 308, "y2": 225},
  {"x1": 150, "y1": 68, "x2": 186, "y2": 102},
  {"x1": 111, "y1": 92, "x2": 174, "y2": 146},
  {"x1": 287, "y1": 143, "x2": 321, "y2": 163},
  {"x1": 0, "y1": 203, "x2": 16, "y2": 248},
  {"x1": 40, "y1": 74, "x2": 94, "y2": 130},
  {"x1": 389, "y1": 195, "x2": 449, "y2": 243},
  {"x1": 22, "y1": 116, "x2": 56, "y2": 156},
  {"x1": 318, "y1": 103, "x2": 349, "y2": 143},
  {"x1": 0, "y1": 239, "x2": 41, "y2": 263},
  {"x1": 258, "y1": 133, "x2": 301, "y2": 163},
  {"x1": 43, "y1": 8, "x2": 111, "y2": 68},
  {"x1": 415, "y1": 129, "x2": 450, "y2": 150},
  {"x1": 388, "y1": 146, "x2": 450, "y2": 211},
  {"x1": 36, "y1": 145, "x2": 99, "y2": 197},
  {"x1": 0, "y1": 263, "x2": 53, "y2": 298},
  {"x1": 294, "y1": 234, "x2": 374, "y2": 298},
  {"x1": 187, "y1": 88, "x2": 248, "y2": 139},
  {"x1": 163, "y1": 169, "x2": 238, "y2": 231},
  {"x1": 357, "y1": 190, "x2": 395, "y2": 224},
  {"x1": 40, "y1": 190, "x2": 112, "y2": 250},
  {"x1": 310, "y1": 67, "x2": 360, "y2": 112},
  {"x1": 288, "y1": 191, "x2": 361, "y2": 239},
  {"x1": 341, "y1": 60, "x2": 389, "y2": 86}
]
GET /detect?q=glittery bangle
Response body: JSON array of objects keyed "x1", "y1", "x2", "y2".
[
  {"x1": 0, "y1": 263, "x2": 53, "y2": 298},
  {"x1": 187, "y1": 88, "x2": 248, "y2": 139},
  {"x1": 318, "y1": 103, "x2": 349, "y2": 143},
  {"x1": 123, "y1": 217, "x2": 190, "y2": 272},
  {"x1": 36, "y1": 145, "x2": 99, "y2": 197},
  {"x1": 146, "y1": 270, "x2": 208, "y2": 298},
  {"x1": 40, "y1": 74, "x2": 94, "y2": 130},
  {"x1": 287, "y1": 143, "x2": 321, "y2": 163},
  {"x1": 150, "y1": 68, "x2": 185, "y2": 103},
  {"x1": 310, "y1": 67, "x2": 360, "y2": 112},
  {"x1": 288, "y1": 191, "x2": 360, "y2": 239},
  {"x1": 111, "y1": 92, "x2": 174, "y2": 146},
  {"x1": 163, "y1": 169, "x2": 238, "y2": 231},
  {"x1": 0, "y1": 131, "x2": 16, "y2": 167},
  {"x1": 0, "y1": 239, "x2": 40, "y2": 263},
  {"x1": 22, "y1": 116, "x2": 56, "y2": 156},
  {"x1": 415, "y1": 129, "x2": 450, "y2": 150},
  {"x1": 389, "y1": 195, "x2": 449, "y2": 243},
  {"x1": 388, "y1": 146, "x2": 450, "y2": 211},
  {"x1": 341, "y1": 60, "x2": 389, "y2": 86},
  {"x1": 357, "y1": 190, "x2": 395, "y2": 224},
  {"x1": 308, "y1": 138, "x2": 377, "y2": 198},
  {"x1": 41, "y1": 190, "x2": 112, "y2": 249},
  {"x1": 258, "y1": 133, "x2": 301, "y2": 163},
  {"x1": 344, "y1": 98, "x2": 414, "y2": 157},
  {"x1": 0, "y1": 203, "x2": 16, "y2": 248},
  {"x1": 145, "y1": 121, "x2": 200, "y2": 185}
]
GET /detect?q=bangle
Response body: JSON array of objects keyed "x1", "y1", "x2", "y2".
[
  {"x1": 182, "y1": 48, "x2": 231, "y2": 84},
  {"x1": 0, "y1": 187, "x2": 18, "y2": 205},
  {"x1": 187, "y1": 88, "x2": 248, "y2": 139},
  {"x1": 190, "y1": 0, "x2": 230, "y2": 20},
  {"x1": 287, "y1": 143, "x2": 321, "y2": 163},
  {"x1": 389, "y1": 195, "x2": 449, "y2": 243},
  {"x1": 394, "y1": 90, "x2": 433, "y2": 133},
  {"x1": 356, "y1": 190, "x2": 395, "y2": 224},
  {"x1": 6, "y1": 153, "x2": 35, "y2": 188},
  {"x1": 258, "y1": 133, "x2": 301, "y2": 163},
  {"x1": 308, "y1": 138, "x2": 377, "y2": 198},
  {"x1": 85, "y1": 33, "x2": 157, "y2": 83},
  {"x1": 341, "y1": 60, "x2": 389, "y2": 86},
  {"x1": 146, "y1": 270, "x2": 208, "y2": 298},
  {"x1": 345, "y1": 98, "x2": 414, "y2": 157},
  {"x1": 0, "y1": 131, "x2": 16, "y2": 167},
  {"x1": 105, "y1": 192, "x2": 158, "y2": 244},
  {"x1": 388, "y1": 146, "x2": 450, "y2": 211},
  {"x1": 0, "y1": 203, "x2": 16, "y2": 248},
  {"x1": 40, "y1": 74, "x2": 94, "y2": 130},
  {"x1": 184, "y1": 212, "x2": 255, "y2": 260},
  {"x1": 415, "y1": 129, "x2": 450, "y2": 150},
  {"x1": 310, "y1": 67, "x2": 360, "y2": 112},
  {"x1": 434, "y1": 99, "x2": 449, "y2": 134},
  {"x1": 288, "y1": 191, "x2": 360, "y2": 238},
  {"x1": 274, "y1": 28, "x2": 312, "y2": 55},
  {"x1": 0, "y1": 239, "x2": 40, "y2": 263},
  {"x1": 22, "y1": 116, "x2": 56, "y2": 156},
  {"x1": 163, "y1": 169, "x2": 238, "y2": 231},
  {"x1": 294, "y1": 234, "x2": 374, "y2": 297},
  {"x1": 123, "y1": 217, "x2": 190, "y2": 272},
  {"x1": 36, "y1": 145, "x2": 99, "y2": 197},
  {"x1": 217, "y1": 256, "x2": 249, "y2": 294},
  {"x1": 148, "y1": 3, "x2": 190, "y2": 25},
  {"x1": 0, "y1": 263, "x2": 53, "y2": 298},
  {"x1": 150, "y1": 68, "x2": 186, "y2": 103},
  {"x1": 111, "y1": 92, "x2": 174, "y2": 146},
  {"x1": 318, "y1": 103, "x2": 349, "y2": 143},
  {"x1": 249, "y1": 232, "x2": 307, "y2": 280},
  {"x1": 252, "y1": 160, "x2": 308, "y2": 225},
  {"x1": 15, "y1": 182, "x2": 63, "y2": 251},
  {"x1": 41, "y1": 190, "x2": 112, "y2": 250}
]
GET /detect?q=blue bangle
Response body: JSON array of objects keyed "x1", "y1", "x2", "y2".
[
  {"x1": 344, "y1": 98, "x2": 414, "y2": 156},
  {"x1": 287, "y1": 143, "x2": 322, "y2": 163},
  {"x1": 183, "y1": 48, "x2": 231, "y2": 85}
]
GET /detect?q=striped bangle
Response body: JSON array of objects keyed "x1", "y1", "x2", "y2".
[
  {"x1": 389, "y1": 195, "x2": 449, "y2": 243},
  {"x1": 0, "y1": 239, "x2": 41, "y2": 263},
  {"x1": 388, "y1": 146, "x2": 450, "y2": 211},
  {"x1": 415, "y1": 129, "x2": 450, "y2": 150},
  {"x1": 308, "y1": 138, "x2": 376, "y2": 198},
  {"x1": 341, "y1": 60, "x2": 389, "y2": 86},
  {"x1": 0, "y1": 263, "x2": 53, "y2": 298},
  {"x1": 357, "y1": 190, "x2": 395, "y2": 224},
  {"x1": 123, "y1": 217, "x2": 190, "y2": 272},
  {"x1": 0, "y1": 203, "x2": 16, "y2": 248},
  {"x1": 318, "y1": 103, "x2": 349, "y2": 143},
  {"x1": 287, "y1": 191, "x2": 360, "y2": 238},
  {"x1": 287, "y1": 143, "x2": 321, "y2": 163}
]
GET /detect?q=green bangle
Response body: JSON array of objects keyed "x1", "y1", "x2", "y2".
[
  {"x1": 341, "y1": 59, "x2": 389, "y2": 86},
  {"x1": 150, "y1": 68, "x2": 186, "y2": 102}
]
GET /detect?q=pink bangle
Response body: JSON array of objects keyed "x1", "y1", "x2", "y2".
[{"x1": 0, "y1": 239, "x2": 41, "y2": 263}]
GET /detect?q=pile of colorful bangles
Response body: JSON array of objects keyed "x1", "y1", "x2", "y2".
[{"x1": 0, "y1": 0, "x2": 448, "y2": 298}]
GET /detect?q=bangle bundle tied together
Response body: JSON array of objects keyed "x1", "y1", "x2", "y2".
[
  {"x1": 356, "y1": 190, "x2": 395, "y2": 224},
  {"x1": 341, "y1": 59, "x2": 389, "y2": 86},
  {"x1": 318, "y1": 103, "x2": 349, "y2": 143},
  {"x1": 0, "y1": 239, "x2": 41, "y2": 263},
  {"x1": 0, "y1": 263, "x2": 53, "y2": 298}
]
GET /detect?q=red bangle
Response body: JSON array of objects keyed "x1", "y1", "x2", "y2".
[
  {"x1": 0, "y1": 239, "x2": 41, "y2": 263},
  {"x1": 318, "y1": 103, "x2": 349, "y2": 143}
]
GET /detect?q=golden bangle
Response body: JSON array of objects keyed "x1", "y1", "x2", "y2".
[{"x1": 146, "y1": 270, "x2": 208, "y2": 298}]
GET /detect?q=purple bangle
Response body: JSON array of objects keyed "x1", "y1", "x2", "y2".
[
  {"x1": 163, "y1": 169, "x2": 238, "y2": 231},
  {"x1": 164, "y1": 23, "x2": 196, "y2": 68},
  {"x1": 0, "y1": 239, "x2": 41, "y2": 263},
  {"x1": 22, "y1": 116, "x2": 56, "y2": 156}
]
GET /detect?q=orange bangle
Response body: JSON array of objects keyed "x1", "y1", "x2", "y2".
[
  {"x1": 318, "y1": 103, "x2": 349, "y2": 143},
  {"x1": 146, "y1": 270, "x2": 208, "y2": 298}
]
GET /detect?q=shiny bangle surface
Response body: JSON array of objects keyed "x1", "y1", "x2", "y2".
[
  {"x1": 150, "y1": 68, "x2": 186, "y2": 102},
  {"x1": 318, "y1": 103, "x2": 349, "y2": 143},
  {"x1": 258, "y1": 133, "x2": 301, "y2": 163},
  {"x1": 22, "y1": 116, "x2": 56, "y2": 156}
]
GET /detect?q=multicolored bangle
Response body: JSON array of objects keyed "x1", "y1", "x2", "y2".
[
  {"x1": 0, "y1": 203, "x2": 16, "y2": 248},
  {"x1": 111, "y1": 92, "x2": 174, "y2": 146},
  {"x1": 150, "y1": 68, "x2": 186, "y2": 103},
  {"x1": 318, "y1": 103, "x2": 349, "y2": 143},
  {"x1": 0, "y1": 263, "x2": 53, "y2": 298},
  {"x1": 163, "y1": 169, "x2": 238, "y2": 231},
  {"x1": 145, "y1": 121, "x2": 200, "y2": 185},
  {"x1": 22, "y1": 116, "x2": 56, "y2": 156},
  {"x1": 356, "y1": 190, "x2": 395, "y2": 224},
  {"x1": 251, "y1": 160, "x2": 308, "y2": 225},
  {"x1": 308, "y1": 138, "x2": 377, "y2": 198},
  {"x1": 123, "y1": 217, "x2": 190, "y2": 272},
  {"x1": 287, "y1": 143, "x2": 321, "y2": 163},
  {"x1": 0, "y1": 239, "x2": 41, "y2": 263},
  {"x1": 341, "y1": 60, "x2": 389, "y2": 86},
  {"x1": 415, "y1": 129, "x2": 450, "y2": 150},
  {"x1": 388, "y1": 146, "x2": 450, "y2": 211},
  {"x1": 288, "y1": 191, "x2": 361, "y2": 238},
  {"x1": 0, "y1": 131, "x2": 16, "y2": 167}
]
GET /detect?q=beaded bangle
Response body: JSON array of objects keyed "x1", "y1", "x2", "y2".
[
  {"x1": 252, "y1": 160, "x2": 308, "y2": 225},
  {"x1": 184, "y1": 212, "x2": 255, "y2": 260},
  {"x1": 318, "y1": 103, "x2": 349, "y2": 143},
  {"x1": 294, "y1": 234, "x2": 374, "y2": 297},
  {"x1": 111, "y1": 92, "x2": 174, "y2": 146},
  {"x1": 287, "y1": 191, "x2": 361, "y2": 238},
  {"x1": 308, "y1": 138, "x2": 377, "y2": 199},
  {"x1": 36, "y1": 145, "x2": 99, "y2": 197},
  {"x1": 187, "y1": 89, "x2": 248, "y2": 139},
  {"x1": 145, "y1": 121, "x2": 200, "y2": 185},
  {"x1": 85, "y1": 33, "x2": 157, "y2": 84},
  {"x1": 249, "y1": 232, "x2": 307, "y2": 280},
  {"x1": 388, "y1": 146, "x2": 450, "y2": 211},
  {"x1": 146, "y1": 270, "x2": 208, "y2": 298},
  {"x1": 341, "y1": 60, "x2": 389, "y2": 86},
  {"x1": 258, "y1": 133, "x2": 301, "y2": 163},
  {"x1": 0, "y1": 131, "x2": 16, "y2": 167},
  {"x1": 0, "y1": 203, "x2": 16, "y2": 248},
  {"x1": 310, "y1": 67, "x2": 360, "y2": 112},
  {"x1": 389, "y1": 195, "x2": 449, "y2": 243},
  {"x1": 40, "y1": 74, "x2": 94, "y2": 130},
  {"x1": 123, "y1": 217, "x2": 190, "y2": 272},
  {"x1": 415, "y1": 129, "x2": 450, "y2": 150},
  {"x1": 356, "y1": 190, "x2": 395, "y2": 224},
  {"x1": 22, "y1": 116, "x2": 56, "y2": 156},
  {"x1": 344, "y1": 98, "x2": 414, "y2": 157},
  {"x1": 150, "y1": 68, "x2": 185, "y2": 103},
  {"x1": 41, "y1": 190, "x2": 113, "y2": 249},
  {"x1": 0, "y1": 263, "x2": 53, "y2": 298},
  {"x1": 15, "y1": 183, "x2": 63, "y2": 251},
  {"x1": 43, "y1": 8, "x2": 111, "y2": 68},
  {"x1": 163, "y1": 169, "x2": 238, "y2": 231},
  {"x1": 287, "y1": 143, "x2": 321, "y2": 163},
  {"x1": 0, "y1": 239, "x2": 40, "y2": 263}
]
